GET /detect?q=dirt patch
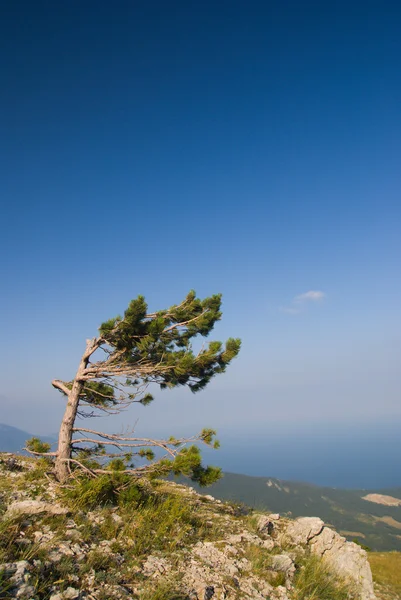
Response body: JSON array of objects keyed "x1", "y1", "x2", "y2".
[
  {"x1": 362, "y1": 494, "x2": 401, "y2": 507},
  {"x1": 340, "y1": 530, "x2": 366, "y2": 538},
  {"x1": 375, "y1": 516, "x2": 401, "y2": 530}
]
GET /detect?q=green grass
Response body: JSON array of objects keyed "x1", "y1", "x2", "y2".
[
  {"x1": 0, "y1": 569, "x2": 14, "y2": 597},
  {"x1": 369, "y1": 552, "x2": 401, "y2": 598},
  {"x1": 291, "y1": 554, "x2": 355, "y2": 600},
  {"x1": 139, "y1": 576, "x2": 187, "y2": 600},
  {"x1": 120, "y1": 493, "x2": 211, "y2": 557},
  {"x1": 243, "y1": 545, "x2": 287, "y2": 587}
]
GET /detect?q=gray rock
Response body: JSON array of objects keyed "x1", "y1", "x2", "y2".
[
  {"x1": 0, "y1": 562, "x2": 33, "y2": 599},
  {"x1": 269, "y1": 554, "x2": 295, "y2": 576},
  {"x1": 34, "y1": 530, "x2": 55, "y2": 543},
  {"x1": 310, "y1": 527, "x2": 375, "y2": 599},
  {"x1": 267, "y1": 513, "x2": 280, "y2": 520},
  {"x1": 65, "y1": 519, "x2": 77, "y2": 529},
  {"x1": 271, "y1": 585, "x2": 291, "y2": 600},
  {"x1": 142, "y1": 555, "x2": 170, "y2": 577},
  {"x1": 284, "y1": 517, "x2": 324, "y2": 545},
  {"x1": 262, "y1": 538, "x2": 275, "y2": 551},
  {"x1": 111, "y1": 512, "x2": 123, "y2": 524},
  {"x1": 258, "y1": 519, "x2": 275, "y2": 536},
  {"x1": 15, "y1": 583, "x2": 35, "y2": 598},
  {"x1": 6, "y1": 500, "x2": 68, "y2": 517},
  {"x1": 182, "y1": 541, "x2": 274, "y2": 599},
  {"x1": 48, "y1": 551, "x2": 63, "y2": 562},
  {"x1": 224, "y1": 529, "x2": 275, "y2": 551},
  {"x1": 284, "y1": 517, "x2": 376, "y2": 599},
  {"x1": 203, "y1": 586, "x2": 215, "y2": 599},
  {"x1": 9, "y1": 560, "x2": 30, "y2": 584},
  {"x1": 65, "y1": 528, "x2": 81, "y2": 540},
  {"x1": 49, "y1": 589, "x2": 80, "y2": 600},
  {"x1": 191, "y1": 542, "x2": 243, "y2": 577},
  {"x1": 63, "y1": 587, "x2": 80, "y2": 599}
]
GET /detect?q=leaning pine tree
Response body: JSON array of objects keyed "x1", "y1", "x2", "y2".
[{"x1": 29, "y1": 291, "x2": 240, "y2": 484}]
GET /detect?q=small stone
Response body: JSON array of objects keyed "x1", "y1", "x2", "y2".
[
  {"x1": 63, "y1": 587, "x2": 80, "y2": 599},
  {"x1": 272, "y1": 585, "x2": 291, "y2": 600},
  {"x1": 111, "y1": 513, "x2": 123, "y2": 523},
  {"x1": 270, "y1": 554, "x2": 295, "y2": 575},
  {"x1": 262, "y1": 538, "x2": 275, "y2": 551},
  {"x1": 255, "y1": 516, "x2": 275, "y2": 536},
  {"x1": 10, "y1": 561, "x2": 30, "y2": 584},
  {"x1": 204, "y1": 586, "x2": 215, "y2": 599},
  {"x1": 142, "y1": 555, "x2": 170, "y2": 576},
  {"x1": 65, "y1": 529, "x2": 81, "y2": 540},
  {"x1": 16, "y1": 583, "x2": 35, "y2": 598}
]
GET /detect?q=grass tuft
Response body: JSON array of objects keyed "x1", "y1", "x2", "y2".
[
  {"x1": 139, "y1": 576, "x2": 187, "y2": 600},
  {"x1": 292, "y1": 553, "x2": 355, "y2": 600},
  {"x1": 369, "y1": 552, "x2": 401, "y2": 597}
]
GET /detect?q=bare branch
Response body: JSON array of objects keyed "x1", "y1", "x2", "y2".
[
  {"x1": 72, "y1": 427, "x2": 197, "y2": 445},
  {"x1": 52, "y1": 380, "x2": 71, "y2": 395},
  {"x1": 58, "y1": 457, "x2": 97, "y2": 478},
  {"x1": 162, "y1": 309, "x2": 208, "y2": 333},
  {"x1": 71, "y1": 438, "x2": 177, "y2": 456},
  {"x1": 84, "y1": 337, "x2": 102, "y2": 357},
  {"x1": 145, "y1": 294, "x2": 192, "y2": 319},
  {"x1": 24, "y1": 448, "x2": 58, "y2": 456}
]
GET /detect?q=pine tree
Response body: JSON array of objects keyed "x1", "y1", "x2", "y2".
[{"x1": 30, "y1": 291, "x2": 240, "y2": 483}]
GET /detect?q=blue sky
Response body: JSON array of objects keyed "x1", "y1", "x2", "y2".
[{"x1": 1, "y1": 1, "x2": 400, "y2": 459}]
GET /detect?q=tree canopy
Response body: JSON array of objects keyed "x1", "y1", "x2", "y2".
[{"x1": 30, "y1": 291, "x2": 241, "y2": 483}]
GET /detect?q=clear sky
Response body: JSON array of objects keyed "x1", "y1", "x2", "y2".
[{"x1": 1, "y1": 1, "x2": 400, "y2": 456}]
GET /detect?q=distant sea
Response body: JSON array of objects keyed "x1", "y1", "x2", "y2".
[{"x1": 200, "y1": 421, "x2": 401, "y2": 489}]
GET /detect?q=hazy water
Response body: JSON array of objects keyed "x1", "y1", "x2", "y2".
[{"x1": 200, "y1": 422, "x2": 401, "y2": 489}]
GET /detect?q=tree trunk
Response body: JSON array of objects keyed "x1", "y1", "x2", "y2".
[
  {"x1": 54, "y1": 338, "x2": 98, "y2": 483},
  {"x1": 54, "y1": 380, "x2": 83, "y2": 482}
]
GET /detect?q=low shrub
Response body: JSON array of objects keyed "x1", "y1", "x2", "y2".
[{"x1": 59, "y1": 473, "x2": 148, "y2": 510}]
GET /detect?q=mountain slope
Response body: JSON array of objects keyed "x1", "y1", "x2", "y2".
[
  {"x1": 188, "y1": 472, "x2": 401, "y2": 552},
  {"x1": 0, "y1": 454, "x2": 376, "y2": 600},
  {"x1": 0, "y1": 423, "x2": 55, "y2": 453}
]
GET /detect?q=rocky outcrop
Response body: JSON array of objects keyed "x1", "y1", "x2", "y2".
[
  {"x1": 283, "y1": 517, "x2": 375, "y2": 599},
  {"x1": 310, "y1": 526, "x2": 375, "y2": 600}
]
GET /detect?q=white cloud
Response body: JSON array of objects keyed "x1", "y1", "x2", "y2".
[
  {"x1": 281, "y1": 290, "x2": 326, "y2": 315},
  {"x1": 294, "y1": 290, "x2": 326, "y2": 303}
]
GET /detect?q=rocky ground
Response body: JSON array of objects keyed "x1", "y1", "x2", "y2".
[{"x1": 0, "y1": 454, "x2": 377, "y2": 599}]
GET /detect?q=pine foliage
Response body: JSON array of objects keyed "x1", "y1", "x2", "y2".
[
  {"x1": 96, "y1": 290, "x2": 241, "y2": 396},
  {"x1": 44, "y1": 291, "x2": 241, "y2": 485}
]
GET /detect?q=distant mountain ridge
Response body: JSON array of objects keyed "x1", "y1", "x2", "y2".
[{"x1": 0, "y1": 423, "x2": 56, "y2": 453}]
